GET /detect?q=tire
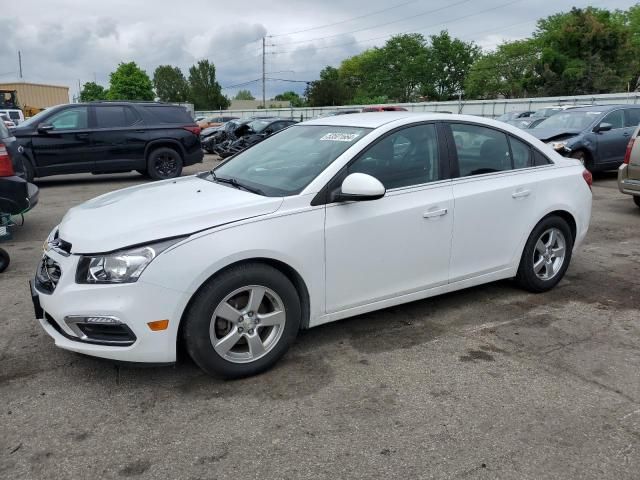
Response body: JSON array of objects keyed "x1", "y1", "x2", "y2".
[
  {"x1": 570, "y1": 150, "x2": 593, "y2": 171},
  {"x1": 634, "y1": 196, "x2": 640, "y2": 208},
  {"x1": 146, "y1": 147, "x2": 183, "y2": 180},
  {"x1": 21, "y1": 157, "x2": 35, "y2": 183},
  {"x1": 183, "y1": 263, "x2": 301, "y2": 378},
  {"x1": 0, "y1": 248, "x2": 10, "y2": 273},
  {"x1": 515, "y1": 215, "x2": 574, "y2": 293}
]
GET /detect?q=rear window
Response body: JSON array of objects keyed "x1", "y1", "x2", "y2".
[
  {"x1": 7, "y1": 111, "x2": 20, "y2": 120},
  {"x1": 142, "y1": 105, "x2": 193, "y2": 124}
]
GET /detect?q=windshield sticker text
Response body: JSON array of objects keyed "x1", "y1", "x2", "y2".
[{"x1": 320, "y1": 133, "x2": 360, "y2": 142}]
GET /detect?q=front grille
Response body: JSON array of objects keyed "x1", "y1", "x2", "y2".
[{"x1": 35, "y1": 255, "x2": 61, "y2": 294}]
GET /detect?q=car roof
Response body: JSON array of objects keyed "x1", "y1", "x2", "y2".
[
  {"x1": 556, "y1": 104, "x2": 632, "y2": 113},
  {"x1": 303, "y1": 112, "x2": 460, "y2": 128}
]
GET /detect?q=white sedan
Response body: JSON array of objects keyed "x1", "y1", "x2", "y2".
[{"x1": 32, "y1": 113, "x2": 592, "y2": 378}]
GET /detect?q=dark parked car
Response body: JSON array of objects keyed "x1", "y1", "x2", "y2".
[
  {"x1": 528, "y1": 105, "x2": 640, "y2": 172},
  {"x1": 0, "y1": 120, "x2": 38, "y2": 215},
  {"x1": 216, "y1": 118, "x2": 297, "y2": 158},
  {"x1": 361, "y1": 106, "x2": 408, "y2": 112},
  {"x1": 495, "y1": 111, "x2": 534, "y2": 122},
  {"x1": 12, "y1": 101, "x2": 203, "y2": 181}
]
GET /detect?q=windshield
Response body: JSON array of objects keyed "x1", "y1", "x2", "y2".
[
  {"x1": 247, "y1": 119, "x2": 274, "y2": 133},
  {"x1": 530, "y1": 108, "x2": 563, "y2": 119},
  {"x1": 534, "y1": 111, "x2": 601, "y2": 130},
  {"x1": 211, "y1": 125, "x2": 372, "y2": 196},
  {"x1": 496, "y1": 112, "x2": 518, "y2": 121}
]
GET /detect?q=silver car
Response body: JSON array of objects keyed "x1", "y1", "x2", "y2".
[{"x1": 618, "y1": 125, "x2": 640, "y2": 208}]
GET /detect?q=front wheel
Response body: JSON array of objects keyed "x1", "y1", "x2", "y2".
[
  {"x1": 183, "y1": 263, "x2": 301, "y2": 378},
  {"x1": 515, "y1": 216, "x2": 574, "y2": 293},
  {"x1": 0, "y1": 248, "x2": 10, "y2": 273},
  {"x1": 147, "y1": 147, "x2": 183, "y2": 180}
]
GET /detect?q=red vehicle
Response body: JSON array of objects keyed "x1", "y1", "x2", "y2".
[{"x1": 361, "y1": 106, "x2": 408, "y2": 112}]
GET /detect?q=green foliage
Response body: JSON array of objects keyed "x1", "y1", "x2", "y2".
[
  {"x1": 187, "y1": 60, "x2": 230, "y2": 110},
  {"x1": 107, "y1": 62, "x2": 154, "y2": 101},
  {"x1": 153, "y1": 65, "x2": 189, "y2": 102},
  {"x1": 273, "y1": 91, "x2": 305, "y2": 107},
  {"x1": 305, "y1": 66, "x2": 351, "y2": 107},
  {"x1": 79, "y1": 82, "x2": 108, "y2": 102},
  {"x1": 422, "y1": 31, "x2": 480, "y2": 100},
  {"x1": 234, "y1": 89, "x2": 255, "y2": 100}
]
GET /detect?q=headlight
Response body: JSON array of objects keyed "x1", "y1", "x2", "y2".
[
  {"x1": 548, "y1": 141, "x2": 570, "y2": 152},
  {"x1": 76, "y1": 238, "x2": 183, "y2": 284}
]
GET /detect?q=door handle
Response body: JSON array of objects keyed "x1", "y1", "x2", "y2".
[
  {"x1": 423, "y1": 208, "x2": 448, "y2": 218},
  {"x1": 512, "y1": 189, "x2": 531, "y2": 199},
  {"x1": 76, "y1": 133, "x2": 89, "y2": 138}
]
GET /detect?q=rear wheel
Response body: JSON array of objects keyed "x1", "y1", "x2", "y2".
[
  {"x1": 21, "y1": 157, "x2": 35, "y2": 183},
  {"x1": 147, "y1": 147, "x2": 183, "y2": 180},
  {"x1": 634, "y1": 196, "x2": 640, "y2": 208},
  {"x1": 515, "y1": 216, "x2": 573, "y2": 293},
  {"x1": 0, "y1": 248, "x2": 10, "y2": 273},
  {"x1": 183, "y1": 263, "x2": 301, "y2": 378}
]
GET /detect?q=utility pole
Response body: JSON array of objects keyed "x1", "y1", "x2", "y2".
[
  {"x1": 262, "y1": 37, "x2": 266, "y2": 108},
  {"x1": 18, "y1": 51, "x2": 23, "y2": 79}
]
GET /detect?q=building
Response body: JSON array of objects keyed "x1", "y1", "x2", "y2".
[
  {"x1": 229, "y1": 99, "x2": 291, "y2": 110},
  {"x1": 0, "y1": 82, "x2": 70, "y2": 110}
]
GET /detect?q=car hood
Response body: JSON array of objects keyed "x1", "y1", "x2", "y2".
[
  {"x1": 58, "y1": 175, "x2": 283, "y2": 253},
  {"x1": 527, "y1": 128, "x2": 582, "y2": 142}
]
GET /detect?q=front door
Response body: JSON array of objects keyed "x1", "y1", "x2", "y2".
[
  {"x1": 324, "y1": 123, "x2": 453, "y2": 313},
  {"x1": 31, "y1": 106, "x2": 93, "y2": 175},
  {"x1": 596, "y1": 109, "x2": 630, "y2": 167}
]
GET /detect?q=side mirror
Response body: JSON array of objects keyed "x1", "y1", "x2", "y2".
[
  {"x1": 333, "y1": 173, "x2": 386, "y2": 202},
  {"x1": 594, "y1": 122, "x2": 612, "y2": 133},
  {"x1": 37, "y1": 123, "x2": 54, "y2": 134}
]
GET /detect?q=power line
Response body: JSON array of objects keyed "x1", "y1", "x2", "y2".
[
  {"x1": 221, "y1": 78, "x2": 262, "y2": 90},
  {"x1": 273, "y1": 0, "x2": 523, "y2": 54},
  {"x1": 272, "y1": 0, "x2": 472, "y2": 47},
  {"x1": 269, "y1": 0, "x2": 420, "y2": 37}
]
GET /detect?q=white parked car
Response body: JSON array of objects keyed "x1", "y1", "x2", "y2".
[{"x1": 32, "y1": 113, "x2": 593, "y2": 378}]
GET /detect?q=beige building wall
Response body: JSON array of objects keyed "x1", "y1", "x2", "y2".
[{"x1": 0, "y1": 82, "x2": 70, "y2": 109}]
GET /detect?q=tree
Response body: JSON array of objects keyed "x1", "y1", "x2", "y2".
[
  {"x1": 234, "y1": 89, "x2": 255, "y2": 100},
  {"x1": 188, "y1": 60, "x2": 229, "y2": 110},
  {"x1": 107, "y1": 62, "x2": 154, "y2": 101},
  {"x1": 534, "y1": 7, "x2": 632, "y2": 95},
  {"x1": 79, "y1": 81, "x2": 108, "y2": 102},
  {"x1": 422, "y1": 31, "x2": 480, "y2": 100},
  {"x1": 153, "y1": 65, "x2": 189, "y2": 102},
  {"x1": 465, "y1": 40, "x2": 540, "y2": 99},
  {"x1": 305, "y1": 66, "x2": 350, "y2": 106},
  {"x1": 273, "y1": 91, "x2": 305, "y2": 107}
]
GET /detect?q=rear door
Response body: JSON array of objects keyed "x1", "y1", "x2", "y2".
[
  {"x1": 91, "y1": 105, "x2": 147, "y2": 172},
  {"x1": 446, "y1": 122, "x2": 541, "y2": 282},
  {"x1": 31, "y1": 105, "x2": 93, "y2": 175}
]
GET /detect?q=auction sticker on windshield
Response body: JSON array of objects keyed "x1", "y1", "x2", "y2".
[{"x1": 320, "y1": 132, "x2": 360, "y2": 142}]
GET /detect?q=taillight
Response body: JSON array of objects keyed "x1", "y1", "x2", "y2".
[
  {"x1": 183, "y1": 125, "x2": 201, "y2": 135},
  {"x1": 582, "y1": 169, "x2": 593, "y2": 191},
  {"x1": 0, "y1": 143, "x2": 15, "y2": 177},
  {"x1": 623, "y1": 137, "x2": 635, "y2": 165}
]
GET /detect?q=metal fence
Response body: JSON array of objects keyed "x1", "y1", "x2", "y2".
[{"x1": 196, "y1": 92, "x2": 640, "y2": 121}]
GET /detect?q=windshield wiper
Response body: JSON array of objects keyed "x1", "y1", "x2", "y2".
[{"x1": 213, "y1": 175, "x2": 264, "y2": 196}]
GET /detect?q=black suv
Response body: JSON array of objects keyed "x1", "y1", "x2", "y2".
[
  {"x1": 0, "y1": 120, "x2": 38, "y2": 215},
  {"x1": 12, "y1": 102, "x2": 203, "y2": 181}
]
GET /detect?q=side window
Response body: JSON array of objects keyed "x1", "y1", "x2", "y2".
[
  {"x1": 348, "y1": 124, "x2": 439, "y2": 189},
  {"x1": 601, "y1": 110, "x2": 624, "y2": 129},
  {"x1": 509, "y1": 136, "x2": 532, "y2": 169},
  {"x1": 95, "y1": 106, "x2": 140, "y2": 129},
  {"x1": 624, "y1": 108, "x2": 640, "y2": 128},
  {"x1": 48, "y1": 107, "x2": 89, "y2": 130},
  {"x1": 533, "y1": 150, "x2": 552, "y2": 166},
  {"x1": 450, "y1": 123, "x2": 511, "y2": 177}
]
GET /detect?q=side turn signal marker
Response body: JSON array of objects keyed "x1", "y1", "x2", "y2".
[{"x1": 147, "y1": 319, "x2": 169, "y2": 331}]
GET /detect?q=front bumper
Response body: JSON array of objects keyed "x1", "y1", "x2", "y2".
[
  {"x1": 0, "y1": 176, "x2": 39, "y2": 215},
  {"x1": 618, "y1": 164, "x2": 640, "y2": 196},
  {"x1": 31, "y1": 248, "x2": 190, "y2": 363}
]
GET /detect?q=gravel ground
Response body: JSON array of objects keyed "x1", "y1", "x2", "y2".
[{"x1": 1, "y1": 159, "x2": 639, "y2": 479}]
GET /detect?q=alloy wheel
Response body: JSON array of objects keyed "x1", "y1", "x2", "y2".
[
  {"x1": 154, "y1": 153, "x2": 178, "y2": 178},
  {"x1": 532, "y1": 227, "x2": 566, "y2": 281},
  {"x1": 209, "y1": 285, "x2": 286, "y2": 363}
]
